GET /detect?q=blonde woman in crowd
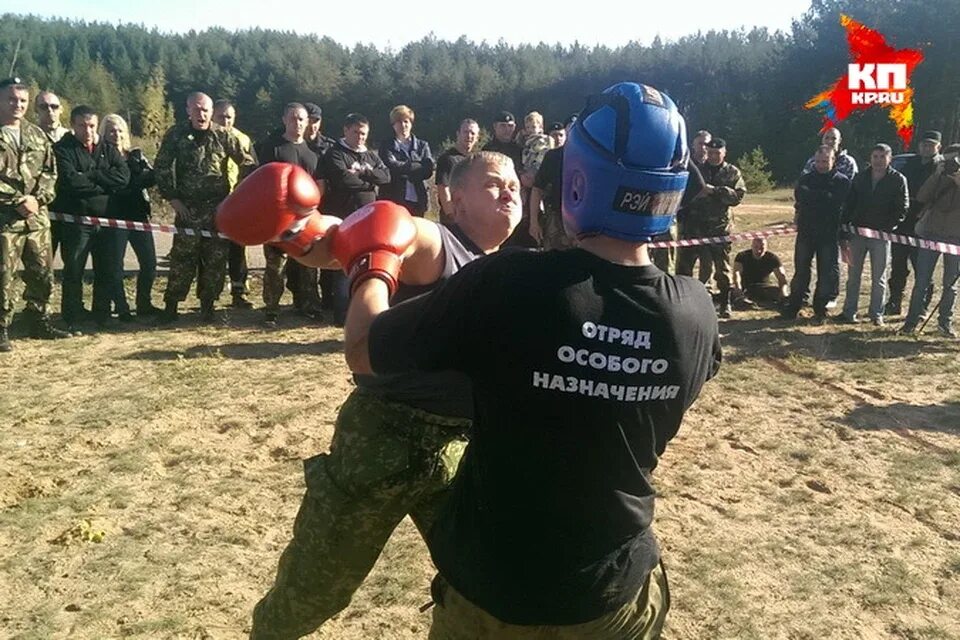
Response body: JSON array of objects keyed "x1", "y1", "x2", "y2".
[{"x1": 99, "y1": 114, "x2": 161, "y2": 319}]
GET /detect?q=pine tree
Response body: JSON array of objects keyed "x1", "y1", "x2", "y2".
[
  {"x1": 139, "y1": 65, "x2": 175, "y2": 141},
  {"x1": 737, "y1": 147, "x2": 775, "y2": 193}
]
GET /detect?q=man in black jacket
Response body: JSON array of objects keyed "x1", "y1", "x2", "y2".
[
  {"x1": 320, "y1": 113, "x2": 390, "y2": 325},
  {"x1": 839, "y1": 143, "x2": 908, "y2": 326},
  {"x1": 782, "y1": 145, "x2": 851, "y2": 322},
  {"x1": 52, "y1": 105, "x2": 130, "y2": 328},
  {"x1": 887, "y1": 130, "x2": 942, "y2": 315}
]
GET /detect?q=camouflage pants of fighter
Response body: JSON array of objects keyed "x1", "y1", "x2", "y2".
[
  {"x1": 164, "y1": 203, "x2": 229, "y2": 304},
  {"x1": 250, "y1": 389, "x2": 470, "y2": 640},
  {"x1": 0, "y1": 215, "x2": 53, "y2": 328},
  {"x1": 539, "y1": 204, "x2": 575, "y2": 251},
  {"x1": 429, "y1": 563, "x2": 670, "y2": 639}
]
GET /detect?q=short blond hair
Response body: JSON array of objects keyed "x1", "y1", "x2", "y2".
[
  {"x1": 99, "y1": 113, "x2": 130, "y2": 153},
  {"x1": 524, "y1": 111, "x2": 543, "y2": 129},
  {"x1": 389, "y1": 104, "x2": 415, "y2": 124}
]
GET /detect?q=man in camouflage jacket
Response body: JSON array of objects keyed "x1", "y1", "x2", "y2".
[
  {"x1": 0, "y1": 78, "x2": 71, "y2": 351},
  {"x1": 154, "y1": 92, "x2": 256, "y2": 323},
  {"x1": 676, "y1": 137, "x2": 747, "y2": 317}
]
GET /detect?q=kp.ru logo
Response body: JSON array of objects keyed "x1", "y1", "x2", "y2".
[
  {"x1": 805, "y1": 15, "x2": 924, "y2": 147},
  {"x1": 847, "y1": 63, "x2": 907, "y2": 105}
]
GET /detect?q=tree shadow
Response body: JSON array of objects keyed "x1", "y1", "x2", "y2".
[
  {"x1": 843, "y1": 402, "x2": 960, "y2": 436},
  {"x1": 719, "y1": 316, "x2": 960, "y2": 365},
  {"x1": 124, "y1": 339, "x2": 343, "y2": 361}
]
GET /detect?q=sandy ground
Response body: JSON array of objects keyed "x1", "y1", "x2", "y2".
[{"x1": 2, "y1": 193, "x2": 959, "y2": 639}]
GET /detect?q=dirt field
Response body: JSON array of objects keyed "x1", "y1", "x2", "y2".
[{"x1": 1, "y1": 190, "x2": 959, "y2": 639}]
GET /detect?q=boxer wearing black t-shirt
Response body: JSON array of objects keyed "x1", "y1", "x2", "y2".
[{"x1": 365, "y1": 248, "x2": 721, "y2": 626}]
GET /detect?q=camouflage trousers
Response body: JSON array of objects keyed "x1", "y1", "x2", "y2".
[
  {"x1": 0, "y1": 214, "x2": 53, "y2": 328},
  {"x1": 649, "y1": 223, "x2": 678, "y2": 275},
  {"x1": 540, "y1": 204, "x2": 574, "y2": 251},
  {"x1": 250, "y1": 389, "x2": 470, "y2": 640},
  {"x1": 164, "y1": 204, "x2": 229, "y2": 304},
  {"x1": 262, "y1": 245, "x2": 322, "y2": 312},
  {"x1": 429, "y1": 563, "x2": 670, "y2": 640}
]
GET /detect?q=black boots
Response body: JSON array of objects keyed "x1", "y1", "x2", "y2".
[
  {"x1": 27, "y1": 313, "x2": 72, "y2": 340},
  {"x1": 199, "y1": 299, "x2": 215, "y2": 324},
  {"x1": 159, "y1": 301, "x2": 179, "y2": 324}
]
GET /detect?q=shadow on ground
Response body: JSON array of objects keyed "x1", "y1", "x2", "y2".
[
  {"x1": 719, "y1": 316, "x2": 959, "y2": 364},
  {"x1": 124, "y1": 339, "x2": 343, "y2": 361},
  {"x1": 843, "y1": 402, "x2": 960, "y2": 435}
]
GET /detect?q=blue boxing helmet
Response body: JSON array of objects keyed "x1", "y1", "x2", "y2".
[{"x1": 562, "y1": 82, "x2": 689, "y2": 242}]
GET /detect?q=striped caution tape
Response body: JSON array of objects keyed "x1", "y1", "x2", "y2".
[
  {"x1": 49, "y1": 211, "x2": 960, "y2": 256},
  {"x1": 647, "y1": 225, "x2": 798, "y2": 249},
  {"x1": 841, "y1": 225, "x2": 960, "y2": 256},
  {"x1": 49, "y1": 212, "x2": 228, "y2": 240}
]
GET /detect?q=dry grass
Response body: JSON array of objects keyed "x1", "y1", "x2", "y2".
[{"x1": 1, "y1": 188, "x2": 959, "y2": 639}]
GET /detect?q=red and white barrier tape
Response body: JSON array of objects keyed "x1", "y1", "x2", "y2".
[
  {"x1": 49, "y1": 212, "x2": 228, "y2": 240},
  {"x1": 48, "y1": 212, "x2": 960, "y2": 256},
  {"x1": 842, "y1": 225, "x2": 960, "y2": 256},
  {"x1": 648, "y1": 226, "x2": 798, "y2": 249}
]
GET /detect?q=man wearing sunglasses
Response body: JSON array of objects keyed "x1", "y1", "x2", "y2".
[{"x1": 34, "y1": 92, "x2": 69, "y2": 144}]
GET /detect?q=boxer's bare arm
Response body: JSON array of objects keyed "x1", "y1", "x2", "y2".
[{"x1": 344, "y1": 278, "x2": 391, "y2": 375}]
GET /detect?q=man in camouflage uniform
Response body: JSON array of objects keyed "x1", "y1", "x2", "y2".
[
  {"x1": 676, "y1": 137, "x2": 746, "y2": 318},
  {"x1": 154, "y1": 92, "x2": 256, "y2": 323},
  {"x1": 248, "y1": 152, "x2": 520, "y2": 639},
  {"x1": 0, "y1": 77, "x2": 71, "y2": 352}
]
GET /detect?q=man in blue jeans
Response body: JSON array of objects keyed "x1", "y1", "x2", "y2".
[
  {"x1": 839, "y1": 143, "x2": 908, "y2": 326},
  {"x1": 900, "y1": 144, "x2": 960, "y2": 338},
  {"x1": 782, "y1": 145, "x2": 850, "y2": 323}
]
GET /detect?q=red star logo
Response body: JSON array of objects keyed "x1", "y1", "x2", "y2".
[{"x1": 805, "y1": 15, "x2": 924, "y2": 147}]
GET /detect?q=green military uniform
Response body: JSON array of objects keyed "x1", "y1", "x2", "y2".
[
  {"x1": 676, "y1": 160, "x2": 746, "y2": 312},
  {"x1": 0, "y1": 119, "x2": 57, "y2": 331},
  {"x1": 154, "y1": 122, "x2": 255, "y2": 306},
  {"x1": 251, "y1": 390, "x2": 469, "y2": 639}
]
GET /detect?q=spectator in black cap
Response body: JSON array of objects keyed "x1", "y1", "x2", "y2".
[
  {"x1": 676, "y1": 136, "x2": 747, "y2": 318},
  {"x1": 886, "y1": 129, "x2": 942, "y2": 315},
  {"x1": 547, "y1": 122, "x2": 566, "y2": 148},
  {"x1": 483, "y1": 110, "x2": 523, "y2": 171},
  {"x1": 304, "y1": 102, "x2": 336, "y2": 157},
  {"x1": 530, "y1": 118, "x2": 573, "y2": 250}
]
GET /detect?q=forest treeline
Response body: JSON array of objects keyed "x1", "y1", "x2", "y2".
[{"x1": 2, "y1": 0, "x2": 958, "y2": 183}]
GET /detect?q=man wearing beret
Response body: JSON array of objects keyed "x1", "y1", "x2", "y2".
[
  {"x1": 676, "y1": 137, "x2": 746, "y2": 318},
  {"x1": 886, "y1": 130, "x2": 942, "y2": 316}
]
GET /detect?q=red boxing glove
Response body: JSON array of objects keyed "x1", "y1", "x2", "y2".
[
  {"x1": 269, "y1": 211, "x2": 337, "y2": 257},
  {"x1": 216, "y1": 163, "x2": 320, "y2": 246},
  {"x1": 329, "y1": 201, "x2": 417, "y2": 296}
]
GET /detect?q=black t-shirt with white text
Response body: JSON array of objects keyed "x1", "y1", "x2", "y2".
[
  {"x1": 369, "y1": 249, "x2": 721, "y2": 625},
  {"x1": 734, "y1": 250, "x2": 782, "y2": 288}
]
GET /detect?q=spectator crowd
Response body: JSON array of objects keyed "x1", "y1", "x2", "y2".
[{"x1": 1, "y1": 76, "x2": 958, "y2": 354}]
